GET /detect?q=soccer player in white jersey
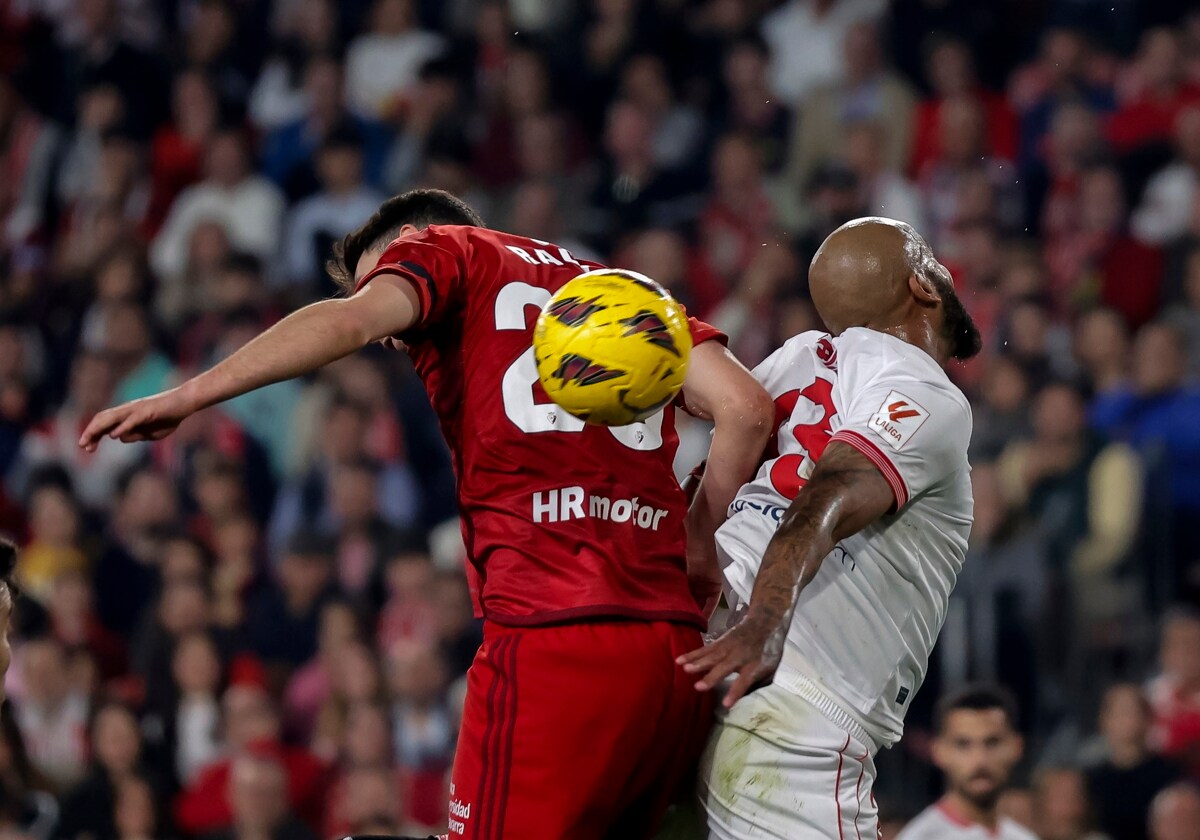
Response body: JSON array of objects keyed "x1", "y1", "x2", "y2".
[
  {"x1": 678, "y1": 217, "x2": 984, "y2": 839},
  {"x1": 897, "y1": 686, "x2": 1036, "y2": 840}
]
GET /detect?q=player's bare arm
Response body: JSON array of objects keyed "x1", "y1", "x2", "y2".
[
  {"x1": 677, "y1": 441, "x2": 895, "y2": 706},
  {"x1": 677, "y1": 342, "x2": 774, "y2": 615},
  {"x1": 79, "y1": 275, "x2": 420, "y2": 451}
]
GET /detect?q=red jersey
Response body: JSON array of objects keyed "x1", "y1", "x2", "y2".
[{"x1": 356, "y1": 225, "x2": 723, "y2": 629}]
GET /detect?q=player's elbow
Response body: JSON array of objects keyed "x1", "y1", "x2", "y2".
[
  {"x1": 328, "y1": 298, "x2": 385, "y2": 348},
  {"x1": 715, "y1": 378, "x2": 774, "y2": 443}
]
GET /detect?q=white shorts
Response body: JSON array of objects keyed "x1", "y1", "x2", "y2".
[{"x1": 698, "y1": 683, "x2": 879, "y2": 840}]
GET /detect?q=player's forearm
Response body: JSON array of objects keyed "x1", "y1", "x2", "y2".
[
  {"x1": 180, "y1": 299, "x2": 374, "y2": 411},
  {"x1": 744, "y1": 484, "x2": 842, "y2": 633},
  {"x1": 745, "y1": 444, "x2": 894, "y2": 632},
  {"x1": 689, "y1": 416, "x2": 771, "y2": 539}
]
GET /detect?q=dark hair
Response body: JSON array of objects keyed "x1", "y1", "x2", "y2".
[
  {"x1": 320, "y1": 122, "x2": 365, "y2": 154},
  {"x1": 220, "y1": 251, "x2": 263, "y2": 278},
  {"x1": 936, "y1": 684, "x2": 1019, "y2": 732},
  {"x1": 0, "y1": 538, "x2": 16, "y2": 592},
  {"x1": 326, "y1": 189, "x2": 484, "y2": 294}
]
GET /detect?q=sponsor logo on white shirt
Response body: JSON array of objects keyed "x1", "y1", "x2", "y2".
[{"x1": 868, "y1": 390, "x2": 929, "y2": 451}]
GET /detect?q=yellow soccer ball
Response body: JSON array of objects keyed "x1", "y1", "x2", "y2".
[{"x1": 533, "y1": 269, "x2": 693, "y2": 426}]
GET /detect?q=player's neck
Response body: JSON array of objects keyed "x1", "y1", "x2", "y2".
[
  {"x1": 871, "y1": 318, "x2": 950, "y2": 368},
  {"x1": 940, "y1": 792, "x2": 1000, "y2": 831}
]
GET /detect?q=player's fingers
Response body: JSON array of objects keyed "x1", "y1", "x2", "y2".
[
  {"x1": 723, "y1": 662, "x2": 766, "y2": 708},
  {"x1": 108, "y1": 410, "x2": 145, "y2": 441},
  {"x1": 676, "y1": 645, "x2": 716, "y2": 668},
  {"x1": 693, "y1": 653, "x2": 745, "y2": 691},
  {"x1": 80, "y1": 410, "x2": 119, "y2": 450}
]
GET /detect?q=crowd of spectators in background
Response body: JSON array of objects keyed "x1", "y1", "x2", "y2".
[{"x1": 2, "y1": 0, "x2": 1200, "y2": 837}]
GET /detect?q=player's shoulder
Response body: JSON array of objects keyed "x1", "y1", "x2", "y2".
[
  {"x1": 837, "y1": 328, "x2": 970, "y2": 415},
  {"x1": 999, "y1": 818, "x2": 1039, "y2": 840},
  {"x1": 752, "y1": 330, "x2": 830, "y2": 381},
  {"x1": 892, "y1": 804, "x2": 949, "y2": 840},
  {"x1": 760, "y1": 330, "x2": 830, "y2": 366}
]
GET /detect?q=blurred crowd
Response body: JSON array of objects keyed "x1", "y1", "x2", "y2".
[{"x1": 1, "y1": 0, "x2": 1200, "y2": 838}]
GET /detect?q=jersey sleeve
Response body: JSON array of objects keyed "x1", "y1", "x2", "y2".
[
  {"x1": 353, "y1": 225, "x2": 469, "y2": 332},
  {"x1": 829, "y1": 378, "x2": 970, "y2": 510},
  {"x1": 688, "y1": 317, "x2": 727, "y2": 348}
]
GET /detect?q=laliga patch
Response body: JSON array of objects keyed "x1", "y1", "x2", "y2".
[{"x1": 868, "y1": 390, "x2": 929, "y2": 451}]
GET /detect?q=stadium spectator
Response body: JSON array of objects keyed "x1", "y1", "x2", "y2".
[
  {"x1": 1108, "y1": 28, "x2": 1200, "y2": 156},
  {"x1": 843, "y1": 120, "x2": 926, "y2": 229},
  {"x1": 716, "y1": 36, "x2": 790, "y2": 175},
  {"x1": 917, "y1": 95, "x2": 1021, "y2": 249},
  {"x1": 283, "y1": 600, "x2": 362, "y2": 741},
  {"x1": 1149, "y1": 783, "x2": 1200, "y2": 840},
  {"x1": 1073, "y1": 308, "x2": 1132, "y2": 398},
  {"x1": 248, "y1": 0, "x2": 342, "y2": 132},
  {"x1": 13, "y1": 637, "x2": 90, "y2": 790},
  {"x1": 145, "y1": 70, "x2": 220, "y2": 238},
  {"x1": 1133, "y1": 105, "x2": 1200, "y2": 245},
  {"x1": 911, "y1": 34, "x2": 1018, "y2": 176},
  {"x1": 1087, "y1": 683, "x2": 1181, "y2": 840},
  {"x1": 280, "y1": 126, "x2": 384, "y2": 296},
  {"x1": 759, "y1": 0, "x2": 887, "y2": 106},
  {"x1": 1149, "y1": 609, "x2": 1200, "y2": 778},
  {"x1": 343, "y1": 0, "x2": 444, "y2": 121},
  {"x1": 1032, "y1": 767, "x2": 1110, "y2": 840},
  {"x1": 150, "y1": 129, "x2": 285, "y2": 284},
  {"x1": 206, "y1": 751, "x2": 318, "y2": 840},
  {"x1": 174, "y1": 684, "x2": 326, "y2": 836},
  {"x1": 695, "y1": 133, "x2": 775, "y2": 294},
  {"x1": 156, "y1": 631, "x2": 225, "y2": 787},
  {"x1": 0, "y1": 711, "x2": 57, "y2": 840},
  {"x1": 244, "y1": 532, "x2": 335, "y2": 672},
  {"x1": 11, "y1": 351, "x2": 142, "y2": 511},
  {"x1": 261, "y1": 55, "x2": 391, "y2": 203},
  {"x1": 785, "y1": 20, "x2": 914, "y2": 194},
  {"x1": 113, "y1": 776, "x2": 161, "y2": 840},
  {"x1": 56, "y1": 703, "x2": 153, "y2": 840},
  {"x1": 1091, "y1": 322, "x2": 1200, "y2": 578}
]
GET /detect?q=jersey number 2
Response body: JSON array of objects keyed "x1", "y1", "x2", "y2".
[
  {"x1": 769, "y1": 379, "x2": 836, "y2": 499},
  {"x1": 494, "y1": 282, "x2": 664, "y2": 451}
]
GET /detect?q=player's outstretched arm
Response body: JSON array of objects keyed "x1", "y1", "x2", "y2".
[
  {"x1": 79, "y1": 276, "x2": 421, "y2": 452},
  {"x1": 678, "y1": 342, "x2": 774, "y2": 615},
  {"x1": 677, "y1": 441, "x2": 895, "y2": 706}
]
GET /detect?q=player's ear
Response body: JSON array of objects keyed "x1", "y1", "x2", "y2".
[
  {"x1": 1010, "y1": 732, "x2": 1025, "y2": 763},
  {"x1": 908, "y1": 272, "x2": 941, "y2": 305},
  {"x1": 398, "y1": 224, "x2": 420, "y2": 238},
  {"x1": 930, "y1": 735, "x2": 947, "y2": 770}
]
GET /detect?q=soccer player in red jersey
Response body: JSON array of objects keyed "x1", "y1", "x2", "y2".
[{"x1": 80, "y1": 190, "x2": 774, "y2": 839}]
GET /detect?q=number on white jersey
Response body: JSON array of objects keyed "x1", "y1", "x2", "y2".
[{"x1": 768, "y1": 377, "x2": 838, "y2": 499}]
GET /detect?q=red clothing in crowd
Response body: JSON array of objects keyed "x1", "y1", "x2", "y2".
[
  {"x1": 910, "y1": 90, "x2": 1019, "y2": 175},
  {"x1": 1107, "y1": 83, "x2": 1200, "y2": 151},
  {"x1": 174, "y1": 738, "x2": 329, "y2": 835},
  {"x1": 1150, "y1": 675, "x2": 1200, "y2": 778}
]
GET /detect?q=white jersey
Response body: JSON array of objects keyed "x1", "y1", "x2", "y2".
[
  {"x1": 896, "y1": 804, "x2": 1038, "y2": 840},
  {"x1": 717, "y1": 328, "x2": 973, "y2": 748}
]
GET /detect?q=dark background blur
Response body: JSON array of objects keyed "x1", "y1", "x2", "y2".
[{"x1": 2, "y1": 0, "x2": 1200, "y2": 838}]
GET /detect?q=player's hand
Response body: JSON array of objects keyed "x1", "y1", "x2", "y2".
[
  {"x1": 676, "y1": 610, "x2": 784, "y2": 708},
  {"x1": 78, "y1": 388, "x2": 197, "y2": 451}
]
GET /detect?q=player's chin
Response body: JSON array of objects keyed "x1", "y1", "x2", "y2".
[{"x1": 961, "y1": 777, "x2": 1002, "y2": 806}]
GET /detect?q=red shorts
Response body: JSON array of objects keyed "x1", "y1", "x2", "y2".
[{"x1": 448, "y1": 619, "x2": 714, "y2": 840}]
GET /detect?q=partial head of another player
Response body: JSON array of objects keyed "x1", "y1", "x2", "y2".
[
  {"x1": 0, "y1": 537, "x2": 14, "y2": 703},
  {"x1": 326, "y1": 188, "x2": 486, "y2": 295},
  {"x1": 808, "y1": 217, "x2": 983, "y2": 363},
  {"x1": 932, "y1": 684, "x2": 1024, "y2": 810}
]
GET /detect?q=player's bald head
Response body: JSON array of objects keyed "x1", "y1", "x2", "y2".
[{"x1": 809, "y1": 218, "x2": 981, "y2": 361}]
